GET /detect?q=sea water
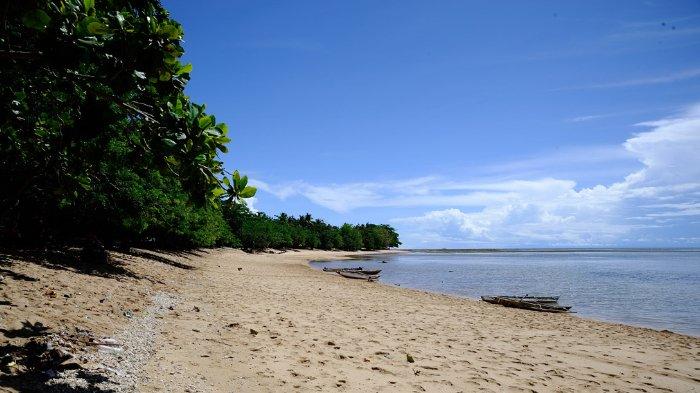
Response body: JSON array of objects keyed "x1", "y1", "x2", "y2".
[{"x1": 311, "y1": 250, "x2": 700, "y2": 336}]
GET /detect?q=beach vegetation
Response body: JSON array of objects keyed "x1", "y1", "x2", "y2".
[
  {"x1": 0, "y1": 0, "x2": 399, "y2": 254},
  {"x1": 223, "y1": 205, "x2": 400, "y2": 252},
  {"x1": 0, "y1": 0, "x2": 249, "y2": 249}
]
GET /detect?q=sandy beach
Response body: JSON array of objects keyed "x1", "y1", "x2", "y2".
[
  {"x1": 1, "y1": 248, "x2": 698, "y2": 392},
  {"x1": 140, "y1": 249, "x2": 698, "y2": 392}
]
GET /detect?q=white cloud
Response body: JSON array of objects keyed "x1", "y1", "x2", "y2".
[
  {"x1": 560, "y1": 68, "x2": 700, "y2": 90},
  {"x1": 244, "y1": 196, "x2": 259, "y2": 213},
  {"x1": 254, "y1": 104, "x2": 700, "y2": 246},
  {"x1": 567, "y1": 114, "x2": 615, "y2": 123},
  {"x1": 642, "y1": 202, "x2": 700, "y2": 218},
  {"x1": 394, "y1": 105, "x2": 700, "y2": 245},
  {"x1": 625, "y1": 104, "x2": 700, "y2": 185}
]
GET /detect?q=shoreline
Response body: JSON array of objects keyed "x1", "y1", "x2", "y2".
[{"x1": 308, "y1": 250, "x2": 699, "y2": 339}]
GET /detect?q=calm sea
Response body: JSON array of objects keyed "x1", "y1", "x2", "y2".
[{"x1": 311, "y1": 250, "x2": 700, "y2": 336}]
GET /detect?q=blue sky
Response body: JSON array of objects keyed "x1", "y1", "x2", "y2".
[{"x1": 164, "y1": 0, "x2": 700, "y2": 248}]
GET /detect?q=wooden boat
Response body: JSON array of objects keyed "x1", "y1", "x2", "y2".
[
  {"x1": 322, "y1": 267, "x2": 381, "y2": 275},
  {"x1": 497, "y1": 297, "x2": 571, "y2": 313},
  {"x1": 480, "y1": 296, "x2": 500, "y2": 304},
  {"x1": 481, "y1": 295, "x2": 571, "y2": 313},
  {"x1": 337, "y1": 271, "x2": 379, "y2": 281},
  {"x1": 322, "y1": 267, "x2": 362, "y2": 272},
  {"x1": 357, "y1": 269, "x2": 382, "y2": 275},
  {"x1": 481, "y1": 295, "x2": 559, "y2": 304}
]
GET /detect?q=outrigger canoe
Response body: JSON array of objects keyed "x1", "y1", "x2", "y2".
[
  {"x1": 323, "y1": 267, "x2": 382, "y2": 275},
  {"x1": 323, "y1": 267, "x2": 363, "y2": 272},
  {"x1": 357, "y1": 269, "x2": 382, "y2": 275},
  {"x1": 481, "y1": 295, "x2": 571, "y2": 313},
  {"x1": 482, "y1": 295, "x2": 559, "y2": 304},
  {"x1": 323, "y1": 266, "x2": 362, "y2": 273},
  {"x1": 337, "y1": 271, "x2": 379, "y2": 281}
]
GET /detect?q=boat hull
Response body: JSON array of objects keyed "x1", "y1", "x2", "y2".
[
  {"x1": 323, "y1": 267, "x2": 363, "y2": 272},
  {"x1": 337, "y1": 271, "x2": 379, "y2": 280},
  {"x1": 481, "y1": 295, "x2": 571, "y2": 313},
  {"x1": 323, "y1": 267, "x2": 381, "y2": 275}
]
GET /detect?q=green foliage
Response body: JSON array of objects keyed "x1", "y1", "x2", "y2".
[
  {"x1": 0, "y1": 0, "x2": 248, "y2": 248},
  {"x1": 357, "y1": 224, "x2": 401, "y2": 250},
  {"x1": 222, "y1": 170, "x2": 257, "y2": 205},
  {"x1": 110, "y1": 169, "x2": 238, "y2": 248},
  {"x1": 223, "y1": 205, "x2": 400, "y2": 252},
  {"x1": 340, "y1": 224, "x2": 364, "y2": 251},
  {"x1": 22, "y1": 9, "x2": 51, "y2": 30}
]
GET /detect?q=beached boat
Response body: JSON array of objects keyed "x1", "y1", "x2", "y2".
[
  {"x1": 322, "y1": 267, "x2": 381, "y2": 275},
  {"x1": 481, "y1": 295, "x2": 571, "y2": 313},
  {"x1": 481, "y1": 295, "x2": 559, "y2": 304},
  {"x1": 322, "y1": 267, "x2": 363, "y2": 272},
  {"x1": 337, "y1": 271, "x2": 379, "y2": 281}
]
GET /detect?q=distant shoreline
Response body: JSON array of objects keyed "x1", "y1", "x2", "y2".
[{"x1": 402, "y1": 247, "x2": 700, "y2": 253}]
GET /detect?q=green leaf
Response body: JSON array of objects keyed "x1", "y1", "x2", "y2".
[
  {"x1": 222, "y1": 177, "x2": 231, "y2": 187},
  {"x1": 23, "y1": 9, "x2": 51, "y2": 30},
  {"x1": 239, "y1": 175, "x2": 248, "y2": 190},
  {"x1": 216, "y1": 123, "x2": 229, "y2": 135},
  {"x1": 198, "y1": 115, "x2": 214, "y2": 129},
  {"x1": 239, "y1": 186, "x2": 257, "y2": 198},
  {"x1": 158, "y1": 23, "x2": 182, "y2": 39},
  {"x1": 175, "y1": 63, "x2": 193, "y2": 75},
  {"x1": 212, "y1": 187, "x2": 225, "y2": 198},
  {"x1": 158, "y1": 71, "x2": 171, "y2": 81},
  {"x1": 162, "y1": 138, "x2": 176, "y2": 147},
  {"x1": 115, "y1": 12, "x2": 126, "y2": 28},
  {"x1": 83, "y1": 0, "x2": 95, "y2": 13},
  {"x1": 77, "y1": 37, "x2": 100, "y2": 46},
  {"x1": 87, "y1": 21, "x2": 109, "y2": 35},
  {"x1": 233, "y1": 170, "x2": 240, "y2": 183}
]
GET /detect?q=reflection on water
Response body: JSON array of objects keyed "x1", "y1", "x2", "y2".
[{"x1": 311, "y1": 250, "x2": 700, "y2": 336}]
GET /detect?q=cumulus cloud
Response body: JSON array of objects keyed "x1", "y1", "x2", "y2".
[
  {"x1": 396, "y1": 105, "x2": 700, "y2": 246},
  {"x1": 254, "y1": 104, "x2": 700, "y2": 246},
  {"x1": 625, "y1": 104, "x2": 700, "y2": 186}
]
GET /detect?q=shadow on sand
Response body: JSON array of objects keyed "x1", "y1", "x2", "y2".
[{"x1": 0, "y1": 322, "x2": 117, "y2": 393}]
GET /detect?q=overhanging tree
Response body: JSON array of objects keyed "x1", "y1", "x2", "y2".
[{"x1": 0, "y1": 0, "x2": 254, "y2": 248}]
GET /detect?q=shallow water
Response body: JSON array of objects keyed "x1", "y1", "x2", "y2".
[{"x1": 311, "y1": 250, "x2": 700, "y2": 336}]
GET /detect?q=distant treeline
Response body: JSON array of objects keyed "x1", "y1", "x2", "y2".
[
  {"x1": 0, "y1": 0, "x2": 399, "y2": 255},
  {"x1": 224, "y1": 205, "x2": 400, "y2": 251}
]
